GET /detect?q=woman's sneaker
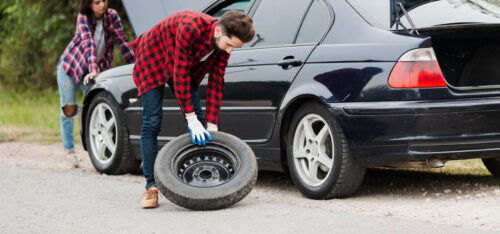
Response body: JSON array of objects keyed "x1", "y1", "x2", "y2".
[
  {"x1": 141, "y1": 187, "x2": 159, "y2": 208},
  {"x1": 66, "y1": 153, "x2": 79, "y2": 168}
]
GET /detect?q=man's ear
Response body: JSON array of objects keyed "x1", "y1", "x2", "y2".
[{"x1": 214, "y1": 26, "x2": 222, "y2": 37}]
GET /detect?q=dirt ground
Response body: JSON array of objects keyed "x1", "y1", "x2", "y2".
[{"x1": 0, "y1": 141, "x2": 499, "y2": 232}]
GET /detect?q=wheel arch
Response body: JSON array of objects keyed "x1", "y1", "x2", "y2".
[{"x1": 279, "y1": 95, "x2": 331, "y2": 170}]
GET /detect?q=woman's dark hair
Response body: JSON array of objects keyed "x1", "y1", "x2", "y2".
[
  {"x1": 217, "y1": 10, "x2": 255, "y2": 43},
  {"x1": 79, "y1": 0, "x2": 94, "y2": 17},
  {"x1": 79, "y1": 0, "x2": 107, "y2": 18}
]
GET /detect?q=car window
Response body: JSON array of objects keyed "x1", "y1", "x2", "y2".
[
  {"x1": 244, "y1": 0, "x2": 312, "y2": 48},
  {"x1": 212, "y1": 0, "x2": 252, "y2": 19},
  {"x1": 295, "y1": 0, "x2": 331, "y2": 44}
]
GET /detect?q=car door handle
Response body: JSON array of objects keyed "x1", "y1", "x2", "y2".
[{"x1": 277, "y1": 56, "x2": 303, "y2": 70}]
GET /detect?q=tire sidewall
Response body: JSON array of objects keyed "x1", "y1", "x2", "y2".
[
  {"x1": 287, "y1": 102, "x2": 344, "y2": 198},
  {"x1": 154, "y1": 132, "x2": 257, "y2": 209},
  {"x1": 482, "y1": 157, "x2": 500, "y2": 176},
  {"x1": 85, "y1": 92, "x2": 127, "y2": 173}
]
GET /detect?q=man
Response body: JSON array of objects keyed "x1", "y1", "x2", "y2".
[{"x1": 132, "y1": 10, "x2": 255, "y2": 209}]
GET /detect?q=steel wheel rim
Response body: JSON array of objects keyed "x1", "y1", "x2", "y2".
[
  {"x1": 89, "y1": 103, "x2": 117, "y2": 165},
  {"x1": 171, "y1": 143, "x2": 239, "y2": 188},
  {"x1": 293, "y1": 113, "x2": 334, "y2": 187}
]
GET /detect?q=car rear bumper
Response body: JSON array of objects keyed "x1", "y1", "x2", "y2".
[{"x1": 330, "y1": 97, "x2": 500, "y2": 166}]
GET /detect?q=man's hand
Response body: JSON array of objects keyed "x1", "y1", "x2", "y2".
[
  {"x1": 207, "y1": 123, "x2": 218, "y2": 132},
  {"x1": 83, "y1": 72, "x2": 98, "y2": 85},
  {"x1": 186, "y1": 115, "x2": 212, "y2": 145}
]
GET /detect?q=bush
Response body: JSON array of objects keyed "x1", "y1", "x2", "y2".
[{"x1": 0, "y1": 0, "x2": 134, "y2": 91}]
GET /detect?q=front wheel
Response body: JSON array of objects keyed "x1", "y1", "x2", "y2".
[
  {"x1": 482, "y1": 158, "x2": 500, "y2": 177},
  {"x1": 85, "y1": 92, "x2": 140, "y2": 174},
  {"x1": 287, "y1": 101, "x2": 366, "y2": 199}
]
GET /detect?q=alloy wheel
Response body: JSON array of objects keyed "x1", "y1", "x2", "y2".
[
  {"x1": 292, "y1": 114, "x2": 334, "y2": 187},
  {"x1": 89, "y1": 103, "x2": 117, "y2": 165}
]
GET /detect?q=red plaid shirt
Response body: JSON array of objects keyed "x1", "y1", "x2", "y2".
[
  {"x1": 59, "y1": 8, "x2": 135, "y2": 84},
  {"x1": 133, "y1": 11, "x2": 230, "y2": 125}
]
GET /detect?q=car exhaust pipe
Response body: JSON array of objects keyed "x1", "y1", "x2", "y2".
[{"x1": 386, "y1": 159, "x2": 445, "y2": 169}]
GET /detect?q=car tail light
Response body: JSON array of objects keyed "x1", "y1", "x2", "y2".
[{"x1": 388, "y1": 48, "x2": 447, "y2": 88}]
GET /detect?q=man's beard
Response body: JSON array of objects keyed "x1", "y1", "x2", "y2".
[{"x1": 211, "y1": 36, "x2": 226, "y2": 54}]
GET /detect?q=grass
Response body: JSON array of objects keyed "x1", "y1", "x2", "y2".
[
  {"x1": 396, "y1": 159, "x2": 491, "y2": 176},
  {"x1": 0, "y1": 88, "x2": 83, "y2": 144}
]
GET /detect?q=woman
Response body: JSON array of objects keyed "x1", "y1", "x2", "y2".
[{"x1": 57, "y1": 0, "x2": 135, "y2": 168}]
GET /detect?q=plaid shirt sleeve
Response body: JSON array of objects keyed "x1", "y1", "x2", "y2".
[
  {"x1": 172, "y1": 22, "x2": 199, "y2": 114},
  {"x1": 109, "y1": 10, "x2": 135, "y2": 64},
  {"x1": 76, "y1": 13, "x2": 98, "y2": 75},
  {"x1": 206, "y1": 53, "x2": 230, "y2": 125}
]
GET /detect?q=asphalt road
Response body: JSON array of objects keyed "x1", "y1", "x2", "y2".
[
  {"x1": 0, "y1": 164, "x2": 491, "y2": 234},
  {"x1": 0, "y1": 142, "x2": 499, "y2": 233}
]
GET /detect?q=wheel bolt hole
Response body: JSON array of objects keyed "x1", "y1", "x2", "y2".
[
  {"x1": 200, "y1": 170, "x2": 213, "y2": 180},
  {"x1": 306, "y1": 149, "x2": 310, "y2": 154}
]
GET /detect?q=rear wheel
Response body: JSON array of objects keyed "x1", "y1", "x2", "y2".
[
  {"x1": 85, "y1": 92, "x2": 140, "y2": 174},
  {"x1": 287, "y1": 101, "x2": 366, "y2": 199},
  {"x1": 482, "y1": 158, "x2": 500, "y2": 177}
]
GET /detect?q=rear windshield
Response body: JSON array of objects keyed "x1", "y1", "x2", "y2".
[{"x1": 346, "y1": 0, "x2": 500, "y2": 30}]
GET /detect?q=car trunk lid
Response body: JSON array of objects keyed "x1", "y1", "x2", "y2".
[{"x1": 419, "y1": 24, "x2": 500, "y2": 91}]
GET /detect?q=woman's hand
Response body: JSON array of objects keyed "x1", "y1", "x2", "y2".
[{"x1": 84, "y1": 72, "x2": 98, "y2": 85}]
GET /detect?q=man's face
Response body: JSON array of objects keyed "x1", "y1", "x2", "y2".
[{"x1": 212, "y1": 26, "x2": 243, "y2": 54}]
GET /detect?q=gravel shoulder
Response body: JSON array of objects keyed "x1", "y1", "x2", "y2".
[{"x1": 0, "y1": 142, "x2": 499, "y2": 232}]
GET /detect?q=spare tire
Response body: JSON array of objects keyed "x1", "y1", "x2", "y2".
[{"x1": 154, "y1": 132, "x2": 258, "y2": 210}]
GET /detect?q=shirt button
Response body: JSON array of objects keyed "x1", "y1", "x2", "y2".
[{"x1": 147, "y1": 85, "x2": 150, "y2": 88}]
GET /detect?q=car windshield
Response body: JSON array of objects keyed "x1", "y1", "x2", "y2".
[{"x1": 345, "y1": 0, "x2": 500, "y2": 30}]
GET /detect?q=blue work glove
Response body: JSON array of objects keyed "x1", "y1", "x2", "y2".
[{"x1": 186, "y1": 115, "x2": 212, "y2": 145}]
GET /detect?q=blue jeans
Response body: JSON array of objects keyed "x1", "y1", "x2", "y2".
[
  {"x1": 57, "y1": 63, "x2": 89, "y2": 152},
  {"x1": 141, "y1": 79, "x2": 205, "y2": 189}
]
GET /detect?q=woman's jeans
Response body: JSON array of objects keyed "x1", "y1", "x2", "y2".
[
  {"x1": 140, "y1": 79, "x2": 205, "y2": 189},
  {"x1": 57, "y1": 63, "x2": 88, "y2": 152}
]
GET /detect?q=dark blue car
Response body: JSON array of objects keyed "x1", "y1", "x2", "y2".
[{"x1": 80, "y1": 0, "x2": 500, "y2": 199}]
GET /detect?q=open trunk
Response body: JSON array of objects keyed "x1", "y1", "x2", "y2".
[{"x1": 420, "y1": 24, "x2": 500, "y2": 89}]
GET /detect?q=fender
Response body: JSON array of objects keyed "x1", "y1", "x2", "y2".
[{"x1": 80, "y1": 64, "x2": 136, "y2": 150}]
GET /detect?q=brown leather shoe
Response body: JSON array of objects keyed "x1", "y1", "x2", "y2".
[{"x1": 141, "y1": 187, "x2": 159, "y2": 209}]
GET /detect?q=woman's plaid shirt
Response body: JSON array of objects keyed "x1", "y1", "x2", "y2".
[
  {"x1": 133, "y1": 11, "x2": 230, "y2": 125},
  {"x1": 59, "y1": 8, "x2": 135, "y2": 84}
]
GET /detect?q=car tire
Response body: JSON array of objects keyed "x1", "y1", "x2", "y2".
[
  {"x1": 287, "y1": 101, "x2": 366, "y2": 199},
  {"x1": 482, "y1": 158, "x2": 500, "y2": 177},
  {"x1": 154, "y1": 132, "x2": 258, "y2": 210},
  {"x1": 85, "y1": 92, "x2": 140, "y2": 175}
]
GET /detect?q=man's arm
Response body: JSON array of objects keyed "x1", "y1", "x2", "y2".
[
  {"x1": 205, "y1": 53, "x2": 230, "y2": 127},
  {"x1": 173, "y1": 22, "x2": 197, "y2": 114}
]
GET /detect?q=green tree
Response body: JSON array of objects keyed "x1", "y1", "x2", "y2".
[{"x1": 0, "y1": 0, "x2": 134, "y2": 91}]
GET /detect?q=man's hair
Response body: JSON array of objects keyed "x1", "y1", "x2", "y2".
[{"x1": 217, "y1": 10, "x2": 255, "y2": 43}]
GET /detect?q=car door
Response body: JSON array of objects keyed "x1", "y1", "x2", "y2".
[
  {"x1": 209, "y1": 0, "x2": 320, "y2": 142},
  {"x1": 158, "y1": 0, "x2": 254, "y2": 140},
  {"x1": 160, "y1": 0, "x2": 326, "y2": 143}
]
